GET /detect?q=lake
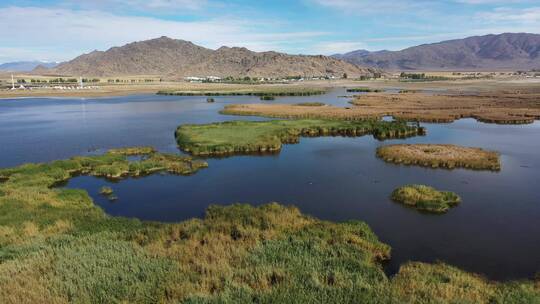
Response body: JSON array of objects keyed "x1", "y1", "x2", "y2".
[{"x1": 1, "y1": 89, "x2": 539, "y2": 281}]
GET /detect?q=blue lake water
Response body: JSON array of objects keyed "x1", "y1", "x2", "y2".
[{"x1": 1, "y1": 89, "x2": 539, "y2": 281}]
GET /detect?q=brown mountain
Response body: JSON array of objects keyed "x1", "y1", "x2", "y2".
[
  {"x1": 46, "y1": 36, "x2": 375, "y2": 78},
  {"x1": 333, "y1": 33, "x2": 540, "y2": 71}
]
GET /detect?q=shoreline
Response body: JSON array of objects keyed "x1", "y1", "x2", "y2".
[{"x1": 2, "y1": 77, "x2": 540, "y2": 99}]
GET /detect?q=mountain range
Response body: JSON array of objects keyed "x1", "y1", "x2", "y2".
[
  {"x1": 45, "y1": 37, "x2": 375, "y2": 78},
  {"x1": 0, "y1": 61, "x2": 58, "y2": 72},
  {"x1": 333, "y1": 33, "x2": 540, "y2": 71}
]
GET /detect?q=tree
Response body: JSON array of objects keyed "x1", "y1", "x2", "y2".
[{"x1": 343, "y1": 73, "x2": 348, "y2": 79}]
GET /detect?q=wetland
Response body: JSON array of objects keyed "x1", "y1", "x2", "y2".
[
  {"x1": 221, "y1": 90, "x2": 540, "y2": 124},
  {"x1": 391, "y1": 184, "x2": 461, "y2": 213},
  {"x1": 1, "y1": 87, "x2": 540, "y2": 302},
  {"x1": 376, "y1": 144, "x2": 501, "y2": 171}
]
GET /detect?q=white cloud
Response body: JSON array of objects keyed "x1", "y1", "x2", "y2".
[
  {"x1": 311, "y1": 41, "x2": 368, "y2": 55},
  {"x1": 453, "y1": 0, "x2": 530, "y2": 4},
  {"x1": 312, "y1": 0, "x2": 531, "y2": 10},
  {"x1": 124, "y1": 0, "x2": 207, "y2": 9},
  {"x1": 309, "y1": 0, "x2": 420, "y2": 13},
  {"x1": 64, "y1": 0, "x2": 209, "y2": 12},
  {"x1": 477, "y1": 6, "x2": 540, "y2": 24},
  {"x1": 0, "y1": 6, "x2": 327, "y2": 62}
]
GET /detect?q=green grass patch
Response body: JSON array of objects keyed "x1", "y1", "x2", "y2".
[
  {"x1": 157, "y1": 87, "x2": 326, "y2": 97},
  {"x1": 107, "y1": 146, "x2": 156, "y2": 155},
  {"x1": 176, "y1": 119, "x2": 424, "y2": 156},
  {"x1": 391, "y1": 185, "x2": 461, "y2": 213},
  {"x1": 99, "y1": 186, "x2": 113, "y2": 196},
  {"x1": 347, "y1": 88, "x2": 384, "y2": 93},
  {"x1": 295, "y1": 102, "x2": 325, "y2": 107}
]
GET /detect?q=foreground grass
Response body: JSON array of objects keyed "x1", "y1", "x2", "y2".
[
  {"x1": 377, "y1": 144, "x2": 501, "y2": 171},
  {"x1": 176, "y1": 119, "x2": 425, "y2": 156},
  {"x1": 391, "y1": 185, "x2": 461, "y2": 213},
  {"x1": 0, "y1": 151, "x2": 538, "y2": 303}
]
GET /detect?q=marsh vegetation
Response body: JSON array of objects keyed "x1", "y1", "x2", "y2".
[
  {"x1": 0, "y1": 151, "x2": 537, "y2": 303},
  {"x1": 99, "y1": 186, "x2": 117, "y2": 201},
  {"x1": 157, "y1": 87, "x2": 327, "y2": 97},
  {"x1": 391, "y1": 185, "x2": 461, "y2": 213},
  {"x1": 376, "y1": 144, "x2": 501, "y2": 171},
  {"x1": 349, "y1": 91, "x2": 540, "y2": 124},
  {"x1": 295, "y1": 102, "x2": 326, "y2": 106},
  {"x1": 221, "y1": 90, "x2": 540, "y2": 124},
  {"x1": 0, "y1": 147, "x2": 208, "y2": 183},
  {"x1": 99, "y1": 186, "x2": 113, "y2": 195},
  {"x1": 347, "y1": 88, "x2": 384, "y2": 93},
  {"x1": 2, "y1": 84, "x2": 540, "y2": 302},
  {"x1": 176, "y1": 119, "x2": 425, "y2": 156}
]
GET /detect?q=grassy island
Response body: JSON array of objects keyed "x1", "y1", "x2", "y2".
[
  {"x1": 157, "y1": 87, "x2": 326, "y2": 97},
  {"x1": 99, "y1": 186, "x2": 117, "y2": 201},
  {"x1": 391, "y1": 185, "x2": 461, "y2": 213},
  {"x1": 0, "y1": 152, "x2": 538, "y2": 302},
  {"x1": 377, "y1": 144, "x2": 501, "y2": 171},
  {"x1": 296, "y1": 102, "x2": 326, "y2": 107},
  {"x1": 220, "y1": 90, "x2": 540, "y2": 124},
  {"x1": 0, "y1": 147, "x2": 208, "y2": 183},
  {"x1": 349, "y1": 91, "x2": 540, "y2": 124},
  {"x1": 99, "y1": 186, "x2": 114, "y2": 195},
  {"x1": 176, "y1": 119, "x2": 425, "y2": 156},
  {"x1": 347, "y1": 88, "x2": 384, "y2": 93},
  {"x1": 108, "y1": 146, "x2": 156, "y2": 156}
]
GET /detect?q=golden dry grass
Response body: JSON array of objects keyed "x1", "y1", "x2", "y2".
[
  {"x1": 376, "y1": 144, "x2": 501, "y2": 170},
  {"x1": 350, "y1": 91, "x2": 540, "y2": 124},
  {"x1": 222, "y1": 90, "x2": 540, "y2": 124}
]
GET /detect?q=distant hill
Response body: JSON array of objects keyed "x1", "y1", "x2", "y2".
[
  {"x1": 333, "y1": 33, "x2": 540, "y2": 71},
  {"x1": 0, "y1": 61, "x2": 58, "y2": 72},
  {"x1": 46, "y1": 36, "x2": 375, "y2": 78}
]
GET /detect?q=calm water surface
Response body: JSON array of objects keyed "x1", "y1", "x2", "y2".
[{"x1": 1, "y1": 89, "x2": 539, "y2": 281}]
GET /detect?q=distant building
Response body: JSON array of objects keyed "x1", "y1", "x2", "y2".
[
  {"x1": 185, "y1": 76, "x2": 204, "y2": 82},
  {"x1": 206, "y1": 76, "x2": 221, "y2": 81}
]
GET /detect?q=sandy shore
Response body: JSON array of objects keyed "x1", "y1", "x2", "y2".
[
  {"x1": 0, "y1": 81, "x2": 337, "y2": 99},
  {"x1": 1, "y1": 77, "x2": 539, "y2": 99}
]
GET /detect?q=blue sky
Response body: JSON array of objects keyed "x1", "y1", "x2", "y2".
[{"x1": 1, "y1": 0, "x2": 540, "y2": 63}]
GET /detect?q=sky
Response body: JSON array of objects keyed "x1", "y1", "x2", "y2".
[{"x1": 1, "y1": 0, "x2": 540, "y2": 63}]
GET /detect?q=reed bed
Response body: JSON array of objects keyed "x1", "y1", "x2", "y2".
[
  {"x1": 295, "y1": 102, "x2": 326, "y2": 106},
  {"x1": 108, "y1": 146, "x2": 156, "y2": 155},
  {"x1": 347, "y1": 88, "x2": 384, "y2": 93},
  {"x1": 99, "y1": 186, "x2": 114, "y2": 195},
  {"x1": 391, "y1": 184, "x2": 461, "y2": 213},
  {"x1": 376, "y1": 144, "x2": 501, "y2": 171},
  {"x1": 220, "y1": 91, "x2": 540, "y2": 124},
  {"x1": 157, "y1": 88, "x2": 327, "y2": 97},
  {"x1": 176, "y1": 119, "x2": 425, "y2": 156},
  {"x1": 0, "y1": 150, "x2": 537, "y2": 303}
]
